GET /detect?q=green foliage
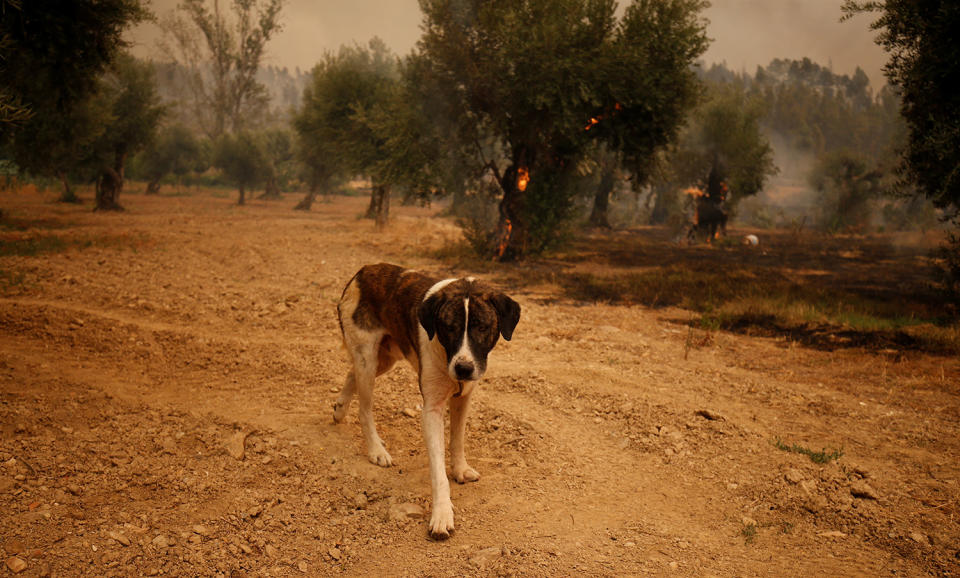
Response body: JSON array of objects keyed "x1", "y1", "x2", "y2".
[
  {"x1": 773, "y1": 438, "x2": 844, "y2": 464},
  {"x1": 809, "y1": 150, "x2": 885, "y2": 231},
  {"x1": 294, "y1": 39, "x2": 438, "y2": 218},
  {"x1": 132, "y1": 124, "x2": 204, "y2": 192},
  {"x1": 213, "y1": 131, "x2": 269, "y2": 202},
  {"x1": 651, "y1": 81, "x2": 778, "y2": 214},
  {"x1": 843, "y1": 1, "x2": 960, "y2": 222},
  {"x1": 843, "y1": 1, "x2": 960, "y2": 304},
  {"x1": 1, "y1": 0, "x2": 147, "y2": 196}
]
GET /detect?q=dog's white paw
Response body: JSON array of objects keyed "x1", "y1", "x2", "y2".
[
  {"x1": 332, "y1": 401, "x2": 347, "y2": 424},
  {"x1": 453, "y1": 466, "x2": 480, "y2": 484},
  {"x1": 367, "y1": 447, "x2": 393, "y2": 467},
  {"x1": 428, "y1": 502, "x2": 455, "y2": 540}
]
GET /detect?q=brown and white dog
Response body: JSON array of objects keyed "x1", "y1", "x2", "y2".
[{"x1": 334, "y1": 263, "x2": 521, "y2": 539}]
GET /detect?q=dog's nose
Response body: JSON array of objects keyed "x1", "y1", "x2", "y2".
[{"x1": 454, "y1": 361, "x2": 474, "y2": 380}]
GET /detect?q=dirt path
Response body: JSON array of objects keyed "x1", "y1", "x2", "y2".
[{"x1": 1, "y1": 190, "x2": 958, "y2": 576}]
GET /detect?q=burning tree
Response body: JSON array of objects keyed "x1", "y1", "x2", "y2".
[{"x1": 415, "y1": 0, "x2": 709, "y2": 260}]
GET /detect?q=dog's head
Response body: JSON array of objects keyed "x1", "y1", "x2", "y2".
[{"x1": 418, "y1": 278, "x2": 521, "y2": 382}]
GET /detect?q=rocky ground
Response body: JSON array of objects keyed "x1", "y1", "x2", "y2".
[{"x1": 1, "y1": 189, "x2": 958, "y2": 576}]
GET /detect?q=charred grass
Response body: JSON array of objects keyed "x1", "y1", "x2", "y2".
[{"x1": 486, "y1": 227, "x2": 960, "y2": 355}]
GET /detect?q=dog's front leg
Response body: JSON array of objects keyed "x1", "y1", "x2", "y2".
[
  {"x1": 450, "y1": 392, "x2": 479, "y2": 484},
  {"x1": 421, "y1": 379, "x2": 455, "y2": 539}
]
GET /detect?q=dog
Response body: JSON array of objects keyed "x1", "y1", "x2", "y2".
[{"x1": 334, "y1": 263, "x2": 521, "y2": 539}]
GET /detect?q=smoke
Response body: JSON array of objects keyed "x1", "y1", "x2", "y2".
[
  {"x1": 702, "y1": 0, "x2": 887, "y2": 87},
  {"x1": 128, "y1": 1, "x2": 888, "y2": 88}
]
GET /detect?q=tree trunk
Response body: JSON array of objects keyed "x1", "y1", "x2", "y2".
[
  {"x1": 493, "y1": 163, "x2": 529, "y2": 262},
  {"x1": 294, "y1": 181, "x2": 319, "y2": 211},
  {"x1": 588, "y1": 169, "x2": 616, "y2": 229},
  {"x1": 237, "y1": 184, "x2": 246, "y2": 206},
  {"x1": 259, "y1": 176, "x2": 282, "y2": 199},
  {"x1": 649, "y1": 185, "x2": 671, "y2": 225},
  {"x1": 369, "y1": 183, "x2": 390, "y2": 230},
  {"x1": 95, "y1": 151, "x2": 126, "y2": 211},
  {"x1": 57, "y1": 170, "x2": 79, "y2": 204}
]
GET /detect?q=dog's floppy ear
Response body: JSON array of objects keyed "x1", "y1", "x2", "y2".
[
  {"x1": 490, "y1": 293, "x2": 521, "y2": 341},
  {"x1": 418, "y1": 293, "x2": 442, "y2": 340}
]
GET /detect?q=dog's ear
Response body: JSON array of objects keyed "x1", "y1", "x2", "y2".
[
  {"x1": 418, "y1": 293, "x2": 442, "y2": 340},
  {"x1": 490, "y1": 293, "x2": 521, "y2": 341}
]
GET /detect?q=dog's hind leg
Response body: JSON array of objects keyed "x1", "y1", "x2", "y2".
[
  {"x1": 332, "y1": 371, "x2": 356, "y2": 424},
  {"x1": 450, "y1": 393, "x2": 479, "y2": 484},
  {"x1": 353, "y1": 338, "x2": 393, "y2": 467}
]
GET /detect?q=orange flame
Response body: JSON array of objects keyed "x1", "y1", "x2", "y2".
[
  {"x1": 495, "y1": 219, "x2": 513, "y2": 259},
  {"x1": 517, "y1": 167, "x2": 530, "y2": 192},
  {"x1": 585, "y1": 103, "x2": 623, "y2": 131},
  {"x1": 683, "y1": 187, "x2": 705, "y2": 198}
]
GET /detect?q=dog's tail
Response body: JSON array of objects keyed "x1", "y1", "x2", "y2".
[{"x1": 335, "y1": 268, "x2": 365, "y2": 341}]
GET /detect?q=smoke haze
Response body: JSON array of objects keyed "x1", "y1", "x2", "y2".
[{"x1": 129, "y1": 0, "x2": 887, "y2": 84}]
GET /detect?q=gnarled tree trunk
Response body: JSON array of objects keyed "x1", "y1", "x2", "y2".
[
  {"x1": 588, "y1": 168, "x2": 616, "y2": 229},
  {"x1": 95, "y1": 151, "x2": 126, "y2": 211},
  {"x1": 368, "y1": 183, "x2": 390, "y2": 230},
  {"x1": 294, "y1": 176, "x2": 324, "y2": 211},
  {"x1": 57, "y1": 170, "x2": 79, "y2": 204},
  {"x1": 237, "y1": 184, "x2": 246, "y2": 205},
  {"x1": 494, "y1": 163, "x2": 529, "y2": 262}
]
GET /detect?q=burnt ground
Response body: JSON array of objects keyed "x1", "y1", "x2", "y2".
[{"x1": 1, "y1": 188, "x2": 959, "y2": 576}]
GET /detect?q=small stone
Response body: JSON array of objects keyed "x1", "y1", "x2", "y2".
[
  {"x1": 265, "y1": 544, "x2": 279, "y2": 558},
  {"x1": 151, "y1": 535, "x2": 170, "y2": 549},
  {"x1": 5, "y1": 557, "x2": 27, "y2": 573},
  {"x1": 803, "y1": 495, "x2": 828, "y2": 513},
  {"x1": 784, "y1": 469, "x2": 805, "y2": 484},
  {"x1": 910, "y1": 532, "x2": 928, "y2": 544},
  {"x1": 354, "y1": 493, "x2": 368, "y2": 510},
  {"x1": 850, "y1": 480, "x2": 879, "y2": 500},
  {"x1": 328, "y1": 547, "x2": 341, "y2": 561},
  {"x1": 248, "y1": 504, "x2": 263, "y2": 518},
  {"x1": 389, "y1": 502, "x2": 424, "y2": 522},
  {"x1": 468, "y1": 547, "x2": 502, "y2": 569},
  {"x1": 668, "y1": 561, "x2": 679, "y2": 569},
  {"x1": 239, "y1": 543, "x2": 253, "y2": 555},
  {"x1": 66, "y1": 484, "x2": 83, "y2": 496},
  {"x1": 4, "y1": 539, "x2": 26, "y2": 555},
  {"x1": 695, "y1": 409, "x2": 724, "y2": 421},
  {"x1": 107, "y1": 531, "x2": 131, "y2": 547},
  {"x1": 818, "y1": 531, "x2": 847, "y2": 539},
  {"x1": 297, "y1": 561, "x2": 308, "y2": 573},
  {"x1": 191, "y1": 524, "x2": 210, "y2": 537},
  {"x1": 401, "y1": 408, "x2": 417, "y2": 418},
  {"x1": 225, "y1": 431, "x2": 249, "y2": 460}
]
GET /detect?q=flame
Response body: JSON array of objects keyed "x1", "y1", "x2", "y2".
[
  {"x1": 683, "y1": 187, "x2": 705, "y2": 198},
  {"x1": 517, "y1": 167, "x2": 530, "y2": 192},
  {"x1": 495, "y1": 218, "x2": 513, "y2": 259},
  {"x1": 584, "y1": 103, "x2": 623, "y2": 131}
]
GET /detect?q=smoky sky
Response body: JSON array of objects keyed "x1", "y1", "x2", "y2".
[{"x1": 129, "y1": 0, "x2": 887, "y2": 85}]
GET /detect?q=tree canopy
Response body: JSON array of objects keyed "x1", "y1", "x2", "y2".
[
  {"x1": 1, "y1": 0, "x2": 147, "y2": 197},
  {"x1": 842, "y1": 1, "x2": 960, "y2": 223},
  {"x1": 415, "y1": 0, "x2": 709, "y2": 260}
]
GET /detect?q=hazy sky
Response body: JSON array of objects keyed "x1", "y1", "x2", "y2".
[{"x1": 129, "y1": 0, "x2": 888, "y2": 85}]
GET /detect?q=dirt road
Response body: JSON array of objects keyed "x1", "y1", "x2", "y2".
[{"x1": 1, "y1": 190, "x2": 958, "y2": 576}]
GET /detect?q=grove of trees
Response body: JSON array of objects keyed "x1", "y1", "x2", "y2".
[{"x1": 2, "y1": 0, "x2": 957, "y2": 278}]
